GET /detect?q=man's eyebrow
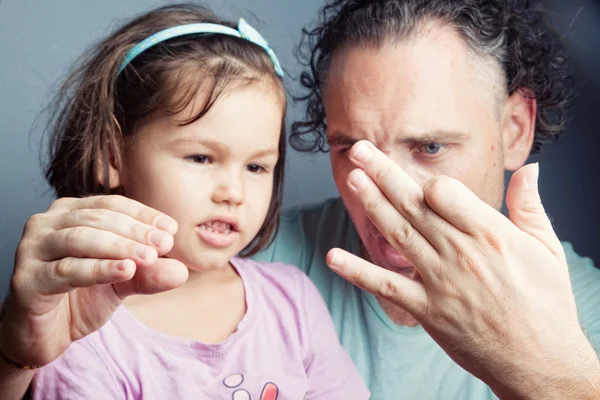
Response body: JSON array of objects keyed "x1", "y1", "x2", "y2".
[
  {"x1": 326, "y1": 130, "x2": 470, "y2": 147},
  {"x1": 326, "y1": 132, "x2": 359, "y2": 147},
  {"x1": 398, "y1": 130, "x2": 471, "y2": 143}
]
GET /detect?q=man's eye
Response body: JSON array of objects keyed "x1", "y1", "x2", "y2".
[
  {"x1": 338, "y1": 146, "x2": 351, "y2": 155},
  {"x1": 419, "y1": 143, "x2": 447, "y2": 155},
  {"x1": 423, "y1": 143, "x2": 441, "y2": 154}
]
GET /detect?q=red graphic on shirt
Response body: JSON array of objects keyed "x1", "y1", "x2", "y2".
[
  {"x1": 260, "y1": 382, "x2": 279, "y2": 400},
  {"x1": 223, "y1": 374, "x2": 280, "y2": 400}
]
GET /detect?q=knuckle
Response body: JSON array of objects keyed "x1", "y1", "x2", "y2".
[
  {"x1": 94, "y1": 195, "x2": 114, "y2": 209},
  {"x1": 91, "y1": 260, "x2": 107, "y2": 284},
  {"x1": 10, "y1": 269, "x2": 29, "y2": 293},
  {"x1": 108, "y1": 194, "x2": 128, "y2": 203},
  {"x1": 66, "y1": 208, "x2": 102, "y2": 227},
  {"x1": 349, "y1": 265, "x2": 365, "y2": 285},
  {"x1": 129, "y1": 222, "x2": 150, "y2": 243},
  {"x1": 81, "y1": 208, "x2": 106, "y2": 224},
  {"x1": 365, "y1": 195, "x2": 384, "y2": 215},
  {"x1": 455, "y1": 247, "x2": 478, "y2": 274},
  {"x1": 453, "y1": 243, "x2": 497, "y2": 287},
  {"x1": 20, "y1": 216, "x2": 52, "y2": 258},
  {"x1": 390, "y1": 223, "x2": 414, "y2": 246},
  {"x1": 402, "y1": 191, "x2": 426, "y2": 219},
  {"x1": 49, "y1": 197, "x2": 74, "y2": 210},
  {"x1": 14, "y1": 238, "x2": 35, "y2": 264},
  {"x1": 377, "y1": 278, "x2": 399, "y2": 299},
  {"x1": 23, "y1": 213, "x2": 45, "y2": 234},
  {"x1": 482, "y1": 231, "x2": 508, "y2": 254},
  {"x1": 54, "y1": 258, "x2": 75, "y2": 279},
  {"x1": 63, "y1": 227, "x2": 85, "y2": 247},
  {"x1": 424, "y1": 302, "x2": 446, "y2": 323}
]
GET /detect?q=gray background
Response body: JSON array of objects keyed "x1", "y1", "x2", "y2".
[{"x1": 1, "y1": 0, "x2": 598, "y2": 296}]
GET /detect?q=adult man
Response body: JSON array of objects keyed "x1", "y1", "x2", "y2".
[{"x1": 253, "y1": 0, "x2": 600, "y2": 398}]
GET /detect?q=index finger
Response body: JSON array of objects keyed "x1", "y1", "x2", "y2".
[
  {"x1": 49, "y1": 195, "x2": 177, "y2": 234},
  {"x1": 348, "y1": 140, "x2": 453, "y2": 251},
  {"x1": 326, "y1": 248, "x2": 428, "y2": 317},
  {"x1": 349, "y1": 140, "x2": 422, "y2": 196}
]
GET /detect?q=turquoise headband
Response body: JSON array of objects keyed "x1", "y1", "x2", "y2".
[{"x1": 118, "y1": 18, "x2": 284, "y2": 77}]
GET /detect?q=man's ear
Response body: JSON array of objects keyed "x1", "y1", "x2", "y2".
[
  {"x1": 501, "y1": 89, "x2": 536, "y2": 171},
  {"x1": 96, "y1": 151, "x2": 121, "y2": 190}
]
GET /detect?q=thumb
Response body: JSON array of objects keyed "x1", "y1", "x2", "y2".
[
  {"x1": 113, "y1": 257, "x2": 188, "y2": 299},
  {"x1": 506, "y1": 163, "x2": 565, "y2": 262}
]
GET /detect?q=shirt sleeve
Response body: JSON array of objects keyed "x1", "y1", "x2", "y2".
[
  {"x1": 566, "y1": 243, "x2": 600, "y2": 355},
  {"x1": 299, "y1": 271, "x2": 370, "y2": 399},
  {"x1": 31, "y1": 338, "x2": 122, "y2": 400}
]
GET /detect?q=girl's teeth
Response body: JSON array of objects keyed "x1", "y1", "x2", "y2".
[{"x1": 200, "y1": 222, "x2": 232, "y2": 234}]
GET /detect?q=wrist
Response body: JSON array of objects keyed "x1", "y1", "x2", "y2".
[
  {"x1": 0, "y1": 300, "x2": 43, "y2": 370},
  {"x1": 0, "y1": 341, "x2": 37, "y2": 400},
  {"x1": 489, "y1": 329, "x2": 600, "y2": 400},
  {"x1": 0, "y1": 312, "x2": 38, "y2": 400}
]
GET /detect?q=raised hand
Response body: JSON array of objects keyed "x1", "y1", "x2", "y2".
[
  {"x1": 327, "y1": 140, "x2": 600, "y2": 399},
  {"x1": 0, "y1": 195, "x2": 188, "y2": 368}
]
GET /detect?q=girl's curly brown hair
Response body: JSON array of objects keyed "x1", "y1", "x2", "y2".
[{"x1": 291, "y1": 0, "x2": 576, "y2": 154}]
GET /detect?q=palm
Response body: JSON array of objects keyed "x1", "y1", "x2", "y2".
[{"x1": 14, "y1": 258, "x2": 185, "y2": 365}]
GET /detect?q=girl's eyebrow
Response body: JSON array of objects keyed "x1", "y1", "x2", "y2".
[
  {"x1": 169, "y1": 137, "x2": 225, "y2": 151},
  {"x1": 169, "y1": 136, "x2": 278, "y2": 158},
  {"x1": 251, "y1": 149, "x2": 278, "y2": 158}
]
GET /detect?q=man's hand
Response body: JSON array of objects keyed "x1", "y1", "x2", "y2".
[
  {"x1": 1, "y1": 195, "x2": 188, "y2": 369},
  {"x1": 327, "y1": 140, "x2": 600, "y2": 399}
]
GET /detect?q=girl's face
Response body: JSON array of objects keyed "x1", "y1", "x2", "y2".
[{"x1": 118, "y1": 80, "x2": 284, "y2": 271}]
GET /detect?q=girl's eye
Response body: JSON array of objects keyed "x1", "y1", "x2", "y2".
[
  {"x1": 187, "y1": 155, "x2": 211, "y2": 164},
  {"x1": 247, "y1": 164, "x2": 266, "y2": 173}
]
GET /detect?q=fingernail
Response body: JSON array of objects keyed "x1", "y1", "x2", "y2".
[
  {"x1": 329, "y1": 251, "x2": 343, "y2": 273},
  {"x1": 153, "y1": 215, "x2": 177, "y2": 234},
  {"x1": 350, "y1": 142, "x2": 373, "y2": 165},
  {"x1": 349, "y1": 170, "x2": 368, "y2": 191},
  {"x1": 527, "y1": 163, "x2": 539, "y2": 187},
  {"x1": 149, "y1": 230, "x2": 169, "y2": 248}
]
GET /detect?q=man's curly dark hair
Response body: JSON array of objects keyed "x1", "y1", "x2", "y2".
[{"x1": 291, "y1": 0, "x2": 576, "y2": 154}]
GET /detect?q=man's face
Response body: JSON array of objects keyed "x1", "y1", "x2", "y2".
[{"x1": 324, "y1": 24, "x2": 532, "y2": 277}]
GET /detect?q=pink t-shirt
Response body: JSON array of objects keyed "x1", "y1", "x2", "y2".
[{"x1": 31, "y1": 258, "x2": 369, "y2": 399}]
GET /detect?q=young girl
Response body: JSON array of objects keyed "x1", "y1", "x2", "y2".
[{"x1": 0, "y1": 4, "x2": 369, "y2": 399}]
